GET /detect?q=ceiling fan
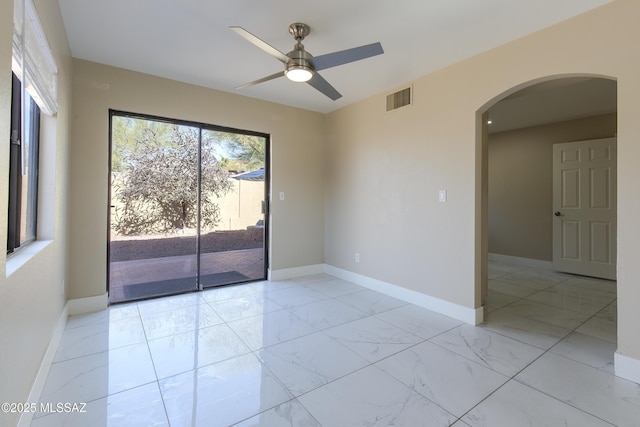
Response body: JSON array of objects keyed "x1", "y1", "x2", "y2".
[{"x1": 230, "y1": 23, "x2": 384, "y2": 101}]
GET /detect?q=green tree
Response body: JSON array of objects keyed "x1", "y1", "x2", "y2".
[
  {"x1": 112, "y1": 124, "x2": 232, "y2": 235},
  {"x1": 209, "y1": 131, "x2": 265, "y2": 172},
  {"x1": 111, "y1": 116, "x2": 172, "y2": 172}
]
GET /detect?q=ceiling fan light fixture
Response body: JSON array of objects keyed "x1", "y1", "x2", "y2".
[
  {"x1": 285, "y1": 66, "x2": 313, "y2": 82},
  {"x1": 285, "y1": 59, "x2": 313, "y2": 82}
]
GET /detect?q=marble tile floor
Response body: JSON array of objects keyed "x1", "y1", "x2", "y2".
[{"x1": 32, "y1": 262, "x2": 635, "y2": 426}]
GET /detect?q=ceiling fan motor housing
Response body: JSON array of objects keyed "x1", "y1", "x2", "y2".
[{"x1": 285, "y1": 44, "x2": 314, "y2": 79}]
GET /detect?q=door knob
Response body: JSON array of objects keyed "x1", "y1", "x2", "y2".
[{"x1": 554, "y1": 211, "x2": 563, "y2": 216}]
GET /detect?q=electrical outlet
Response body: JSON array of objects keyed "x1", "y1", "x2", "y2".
[{"x1": 355, "y1": 252, "x2": 360, "y2": 263}]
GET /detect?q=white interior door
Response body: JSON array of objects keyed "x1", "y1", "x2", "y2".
[{"x1": 552, "y1": 137, "x2": 616, "y2": 280}]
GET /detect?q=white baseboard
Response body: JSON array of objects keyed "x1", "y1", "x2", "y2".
[
  {"x1": 615, "y1": 351, "x2": 640, "y2": 384},
  {"x1": 324, "y1": 264, "x2": 483, "y2": 325},
  {"x1": 67, "y1": 293, "x2": 108, "y2": 316},
  {"x1": 18, "y1": 304, "x2": 69, "y2": 427},
  {"x1": 269, "y1": 264, "x2": 325, "y2": 281},
  {"x1": 18, "y1": 293, "x2": 114, "y2": 425},
  {"x1": 489, "y1": 253, "x2": 553, "y2": 270}
]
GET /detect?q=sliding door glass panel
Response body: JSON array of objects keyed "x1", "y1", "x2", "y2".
[
  {"x1": 199, "y1": 130, "x2": 267, "y2": 287},
  {"x1": 109, "y1": 115, "x2": 199, "y2": 303}
]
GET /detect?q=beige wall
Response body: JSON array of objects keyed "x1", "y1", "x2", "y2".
[
  {"x1": 68, "y1": 59, "x2": 325, "y2": 300},
  {"x1": 0, "y1": 1, "x2": 72, "y2": 424},
  {"x1": 489, "y1": 113, "x2": 617, "y2": 261},
  {"x1": 325, "y1": 0, "x2": 640, "y2": 362}
]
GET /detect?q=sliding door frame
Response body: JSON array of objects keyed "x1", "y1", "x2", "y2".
[{"x1": 107, "y1": 109, "x2": 270, "y2": 299}]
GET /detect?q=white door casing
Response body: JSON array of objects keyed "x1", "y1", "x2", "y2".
[{"x1": 552, "y1": 138, "x2": 616, "y2": 280}]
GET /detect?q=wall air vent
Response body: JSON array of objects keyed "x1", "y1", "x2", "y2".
[{"x1": 386, "y1": 87, "x2": 412, "y2": 111}]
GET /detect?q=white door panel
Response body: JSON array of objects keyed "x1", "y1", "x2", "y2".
[{"x1": 552, "y1": 138, "x2": 616, "y2": 280}]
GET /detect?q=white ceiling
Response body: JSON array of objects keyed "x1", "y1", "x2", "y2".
[{"x1": 58, "y1": 0, "x2": 612, "y2": 114}]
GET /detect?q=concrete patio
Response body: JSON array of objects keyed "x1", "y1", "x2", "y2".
[{"x1": 109, "y1": 247, "x2": 265, "y2": 303}]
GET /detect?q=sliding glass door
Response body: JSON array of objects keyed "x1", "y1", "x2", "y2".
[
  {"x1": 199, "y1": 130, "x2": 267, "y2": 288},
  {"x1": 108, "y1": 112, "x2": 268, "y2": 303}
]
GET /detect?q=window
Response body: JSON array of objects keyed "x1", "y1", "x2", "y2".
[
  {"x1": 7, "y1": 0, "x2": 57, "y2": 254},
  {"x1": 7, "y1": 73, "x2": 41, "y2": 253}
]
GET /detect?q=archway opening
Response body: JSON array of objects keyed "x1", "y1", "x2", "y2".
[{"x1": 476, "y1": 75, "x2": 618, "y2": 366}]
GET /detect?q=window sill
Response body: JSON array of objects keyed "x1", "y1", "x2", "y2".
[{"x1": 6, "y1": 240, "x2": 53, "y2": 278}]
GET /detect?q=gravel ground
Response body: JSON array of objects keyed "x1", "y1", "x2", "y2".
[{"x1": 110, "y1": 228, "x2": 264, "y2": 262}]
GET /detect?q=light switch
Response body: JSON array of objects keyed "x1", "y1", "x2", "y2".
[
  {"x1": 279, "y1": 192, "x2": 285, "y2": 201},
  {"x1": 439, "y1": 190, "x2": 447, "y2": 203}
]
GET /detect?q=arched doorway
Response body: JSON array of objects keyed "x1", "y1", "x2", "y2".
[{"x1": 476, "y1": 74, "x2": 618, "y2": 366}]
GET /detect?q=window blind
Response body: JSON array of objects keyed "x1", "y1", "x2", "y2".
[{"x1": 12, "y1": 0, "x2": 58, "y2": 115}]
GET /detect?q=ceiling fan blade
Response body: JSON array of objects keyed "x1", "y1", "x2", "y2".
[
  {"x1": 230, "y1": 26, "x2": 290, "y2": 63},
  {"x1": 313, "y1": 42, "x2": 384, "y2": 71},
  {"x1": 307, "y1": 73, "x2": 342, "y2": 100},
  {"x1": 236, "y1": 71, "x2": 285, "y2": 89}
]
